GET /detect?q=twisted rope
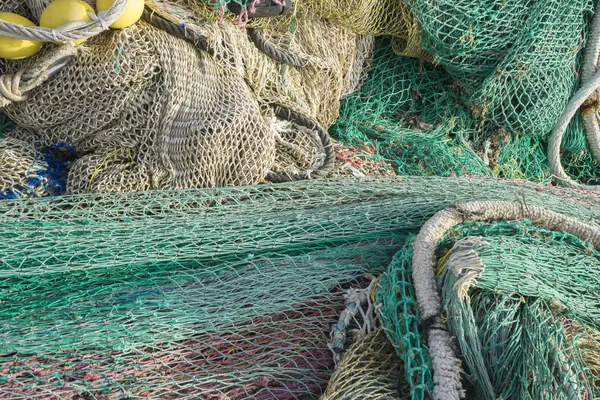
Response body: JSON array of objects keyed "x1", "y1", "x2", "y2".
[
  {"x1": 548, "y1": 68, "x2": 600, "y2": 190},
  {"x1": 141, "y1": 9, "x2": 211, "y2": 53},
  {"x1": 548, "y1": 2, "x2": 600, "y2": 190},
  {"x1": 247, "y1": 28, "x2": 309, "y2": 67},
  {"x1": 0, "y1": 0, "x2": 128, "y2": 43},
  {"x1": 581, "y1": 1, "x2": 600, "y2": 165},
  {"x1": 412, "y1": 201, "x2": 600, "y2": 400},
  {"x1": 267, "y1": 105, "x2": 335, "y2": 183},
  {"x1": 0, "y1": 46, "x2": 77, "y2": 108}
]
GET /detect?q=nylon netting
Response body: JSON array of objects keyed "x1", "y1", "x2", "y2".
[
  {"x1": 377, "y1": 215, "x2": 600, "y2": 399},
  {"x1": 174, "y1": 0, "x2": 428, "y2": 60},
  {"x1": 0, "y1": 0, "x2": 372, "y2": 194},
  {"x1": 1, "y1": 0, "x2": 600, "y2": 398},
  {"x1": 321, "y1": 328, "x2": 409, "y2": 399},
  {"x1": 1, "y1": 0, "x2": 599, "y2": 192},
  {"x1": 2, "y1": 177, "x2": 600, "y2": 398},
  {"x1": 331, "y1": 36, "x2": 600, "y2": 185}
]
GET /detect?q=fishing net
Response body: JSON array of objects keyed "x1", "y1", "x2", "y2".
[
  {"x1": 330, "y1": 1, "x2": 600, "y2": 185},
  {"x1": 0, "y1": 137, "x2": 50, "y2": 198},
  {"x1": 0, "y1": 1, "x2": 372, "y2": 194},
  {"x1": 377, "y1": 210, "x2": 600, "y2": 399},
  {"x1": 321, "y1": 328, "x2": 409, "y2": 400},
  {"x1": 2, "y1": 176, "x2": 600, "y2": 398},
  {"x1": 409, "y1": 0, "x2": 592, "y2": 138},
  {"x1": 172, "y1": 0, "x2": 429, "y2": 60},
  {"x1": 437, "y1": 222, "x2": 600, "y2": 399},
  {"x1": 2, "y1": 0, "x2": 600, "y2": 398}
]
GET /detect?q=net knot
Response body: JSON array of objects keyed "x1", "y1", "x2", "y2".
[{"x1": 89, "y1": 11, "x2": 110, "y2": 31}]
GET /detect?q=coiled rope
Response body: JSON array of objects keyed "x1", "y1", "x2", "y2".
[
  {"x1": 266, "y1": 105, "x2": 335, "y2": 183},
  {"x1": 0, "y1": 46, "x2": 77, "y2": 107}
]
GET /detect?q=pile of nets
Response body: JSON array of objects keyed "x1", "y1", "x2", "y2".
[
  {"x1": 1, "y1": 0, "x2": 599, "y2": 193},
  {"x1": 0, "y1": 0, "x2": 375, "y2": 194},
  {"x1": 2, "y1": 0, "x2": 600, "y2": 398},
  {"x1": 2, "y1": 176, "x2": 600, "y2": 398},
  {"x1": 377, "y1": 199, "x2": 600, "y2": 399},
  {"x1": 330, "y1": 0, "x2": 600, "y2": 184}
]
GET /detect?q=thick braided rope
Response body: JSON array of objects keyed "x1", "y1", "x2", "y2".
[
  {"x1": 267, "y1": 105, "x2": 335, "y2": 183},
  {"x1": 548, "y1": 67, "x2": 600, "y2": 190},
  {"x1": 412, "y1": 201, "x2": 600, "y2": 400},
  {"x1": 581, "y1": 1, "x2": 600, "y2": 165},
  {"x1": 247, "y1": 28, "x2": 309, "y2": 68},
  {"x1": 142, "y1": 9, "x2": 211, "y2": 53},
  {"x1": 0, "y1": 0, "x2": 128, "y2": 42}
]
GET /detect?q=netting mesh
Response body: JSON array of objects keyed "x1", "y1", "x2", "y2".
[
  {"x1": 331, "y1": 36, "x2": 600, "y2": 184},
  {"x1": 377, "y1": 213, "x2": 600, "y2": 399},
  {"x1": 2, "y1": 177, "x2": 600, "y2": 398},
  {"x1": 321, "y1": 328, "x2": 409, "y2": 399},
  {"x1": 409, "y1": 0, "x2": 592, "y2": 137},
  {"x1": 436, "y1": 221, "x2": 600, "y2": 398},
  {"x1": 2, "y1": 0, "x2": 600, "y2": 397},
  {"x1": 176, "y1": 0, "x2": 428, "y2": 59},
  {"x1": 0, "y1": 0, "x2": 373, "y2": 194}
]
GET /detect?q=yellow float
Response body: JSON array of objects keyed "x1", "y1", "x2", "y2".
[
  {"x1": 96, "y1": 0, "x2": 144, "y2": 29},
  {"x1": 0, "y1": 13, "x2": 42, "y2": 60},
  {"x1": 40, "y1": 0, "x2": 95, "y2": 45}
]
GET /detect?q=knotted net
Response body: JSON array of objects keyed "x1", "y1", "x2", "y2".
[
  {"x1": 330, "y1": 0, "x2": 600, "y2": 186},
  {"x1": 2, "y1": 176, "x2": 600, "y2": 398},
  {"x1": 0, "y1": 0, "x2": 371, "y2": 194},
  {"x1": 377, "y1": 201, "x2": 600, "y2": 399}
]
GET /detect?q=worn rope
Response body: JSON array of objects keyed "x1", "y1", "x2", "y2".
[
  {"x1": 548, "y1": 67, "x2": 600, "y2": 190},
  {"x1": 412, "y1": 200, "x2": 600, "y2": 400},
  {"x1": 247, "y1": 28, "x2": 309, "y2": 67},
  {"x1": 267, "y1": 104, "x2": 335, "y2": 183},
  {"x1": 141, "y1": 9, "x2": 211, "y2": 53},
  {"x1": 581, "y1": 1, "x2": 600, "y2": 166},
  {"x1": 0, "y1": 0, "x2": 128, "y2": 43},
  {"x1": 0, "y1": 46, "x2": 77, "y2": 108},
  {"x1": 548, "y1": 2, "x2": 600, "y2": 190}
]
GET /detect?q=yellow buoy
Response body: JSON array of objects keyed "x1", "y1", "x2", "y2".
[
  {"x1": 0, "y1": 13, "x2": 42, "y2": 60},
  {"x1": 40, "y1": 0, "x2": 95, "y2": 45},
  {"x1": 96, "y1": 0, "x2": 144, "y2": 29}
]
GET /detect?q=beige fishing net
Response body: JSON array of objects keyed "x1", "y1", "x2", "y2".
[
  {"x1": 322, "y1": 328, "x2": 409, "y2": 399},
  {"x1": 180, "y1": 0, "x2": 428, "y2": 60},
  {"x1": 0, "y1": 0, "x2": 373, "y2": 193},
  {"x1": 0, "y1": 137, "x2": 49, "y2": 197}
]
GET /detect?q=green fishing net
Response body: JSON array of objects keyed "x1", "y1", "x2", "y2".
[
  {"x1": 378, "y1": 216, "x2": 600, "y2": 399},
  {"x1": 2, "y1": 177, "x2": 600, "y2": 398},
  {"x1": 330, "y1": 0, "x2": 600, "y2": 185},
  {"x1": 1, "y1": 0, "x2": 600, "y2": 398}
]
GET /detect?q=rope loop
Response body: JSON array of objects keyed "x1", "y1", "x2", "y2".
[
  {"x1": 0, "y1": 71, "x2": 27, "y2": 104},
  {"x1": 0, "y1": 46, "x2": 78, "y2": 108}
]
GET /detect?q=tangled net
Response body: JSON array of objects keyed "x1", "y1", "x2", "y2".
[
  {"x1": 0, "y1": 0, "x2": 373, "y2": 194},
  {"x1": 331, "y1": 1, "x2": 600, "y2": 185},
  {"x1": 1, "y1": 0, "x2": 600, "y2": 398},
  {"x1": 1, "y1": 177, "x2": 600, "y2": 399}
]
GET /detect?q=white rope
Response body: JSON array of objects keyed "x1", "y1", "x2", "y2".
[
  {"x1": 547, "y1": 68, "x2": 600, "y2": 191},
  {"x1": 581, "y1": 1, "x2": 600, "y2": 165},
  {"x1": 0, "y1": 0, "x2": 129, "y2": 43},
  {"x1": 0, "y1": 46, "x2": 78, "y2": 108},
  {"x1": 548, "y1": 2, "x2": 600, "y2": 189}
]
